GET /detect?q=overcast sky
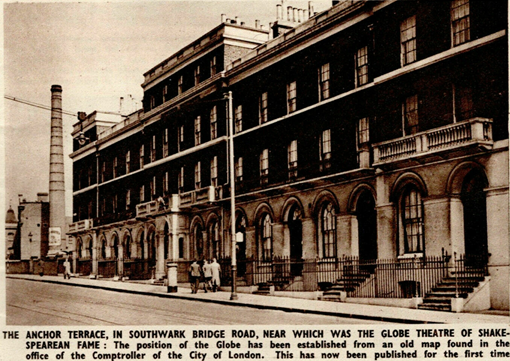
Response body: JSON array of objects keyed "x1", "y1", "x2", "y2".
[{"x1": 3, "y1": 0, "x2": 331, "y2": 218}]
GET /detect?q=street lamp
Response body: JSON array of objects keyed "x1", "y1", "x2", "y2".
[{"x1": 225, "y1": 90, "x2": 238, "y2": 301}]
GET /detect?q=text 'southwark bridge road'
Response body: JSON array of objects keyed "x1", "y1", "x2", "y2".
[{"x1": 6, "y1": 278, "x2": 386, "y2": 325}]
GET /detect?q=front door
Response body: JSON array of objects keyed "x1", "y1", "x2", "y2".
[
  {"x1": 357, "y1": 191, "x2": 377, "y2": 272},
  {"x1": 289, "y1": 206, "x2": 303, "y2": 276}
]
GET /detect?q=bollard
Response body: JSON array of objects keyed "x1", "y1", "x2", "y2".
[{"x1": 167, "y1": 261, "x2": 178, "y2": 293}]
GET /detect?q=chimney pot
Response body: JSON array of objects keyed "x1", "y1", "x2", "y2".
[
  {"x1": 255, "y1": 19, "x2": 260, "y2": 28},
  {"x1": 221, "y1": 14, "x2": 226, "y2": 23}
]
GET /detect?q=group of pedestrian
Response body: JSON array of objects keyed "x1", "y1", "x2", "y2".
[{"x1": 189, "y1": 258, "x2": 221, "y2": 294}]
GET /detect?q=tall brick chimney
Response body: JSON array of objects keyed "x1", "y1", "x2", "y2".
[{"x1": 49, "y1": 84, "x2": 66, "y2": 253}]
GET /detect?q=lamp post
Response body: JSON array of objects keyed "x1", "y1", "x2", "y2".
[{"x1": 226, "y1": 90, "x2": 238, "y2": 301}]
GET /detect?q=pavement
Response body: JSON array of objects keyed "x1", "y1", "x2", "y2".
[{"x1": 7, "y1": 274, "x2": 509, "y2": 324}]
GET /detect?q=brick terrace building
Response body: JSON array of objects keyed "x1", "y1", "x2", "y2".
[{"x1": 69, "y1": 1, "x2": 508, "y2": 311}]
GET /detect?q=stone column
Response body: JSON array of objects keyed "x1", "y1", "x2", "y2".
[
  {"x1": 423, "y1": 197, "x2": 452, "y2": 257},
  {"x1": 375, "y1": 169, "x2": 396, "y2": 259},
  {"x1": 449, "y1": 196, "x2": 465, "y2": 257},
  {"x1": 301, "y1": 217, "x2": 316, "y2": 259},
  {"x1": 245, "y1": 226, "x2": 256, "y2": 259},
  {"x1": 486, "y1": 186, "x2": 509, "y2": 310},
  {"x1": 282, "y1": 223, "x2": 290, "y2": 258},
  {"x1": 156, "y1": 230, "x2": 166, "y2": 279},
  {"x1": 337, "y1": 214, "x2": 356, "y2": 257},
  {"x1": 272, "y1": 222, "x2": 284, "y2": 257}
]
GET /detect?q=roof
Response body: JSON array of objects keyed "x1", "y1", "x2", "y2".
[{"x1": 6, "y1": 206, "x2": 17, "y2": 223}]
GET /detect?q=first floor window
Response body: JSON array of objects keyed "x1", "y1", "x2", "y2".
[
  {"x1": 210, "y1": 106, "x2": 217, "y2": 140},
  {"x1": 403, "y1": 94, "x2": 419, "y2": 135},
  {"x1": 163, "y1": 172, "x2": 169, "y2": 194},
  {"x1": 163, "y1": 128, "x2": 169, "y2": 157},
  {"x1": 235, "y1": 157, "x2": 243, "y2": 182},
  {"x1": 321, "y1": 202, "x2": 336, "y2": 258},
  {"x1": 357, "y1": 117, "x2": 370, "y2": 145},
  {"x1": 288, "y1": 140, "x2": 298, "y2": 178},
  {"x1": 401, "y1": 186, "x2": 424, "y2": 254},
  {"x1": 139, "y1": 144, "x2": 145, "y2": 168},
  {"x1": 195, "y1": 162, "x2": 201, "y2": 189},
  {"x1": 320, "y1": 129, "x2": 332, "y2": 170},
  {"x1": 178, "y1": 167, "x2": 185, "y2": 192},
  {"x1": 210, "y1": 156, "x2": 218, "y2": 187},
  {"x1": 140, "y1": 185, "x2": 145, "y2": 203},
  {"x1": 260, "y1": 149, "x2": 269, "y2": 185},
  {"x1": 126, "y1": 189, "x2": 131, "y2": 210},
  {"x1": 195, "y1": 116, "x2": 201, "y2": 145}
]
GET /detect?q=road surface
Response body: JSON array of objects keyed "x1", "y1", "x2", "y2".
[{"x1": 6, "y1": 278, "x2": 385, "y2": 325}]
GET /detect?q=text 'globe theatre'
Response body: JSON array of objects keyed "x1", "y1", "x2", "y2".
[{"x1": 69, "y1": 0, "x2": 508, "y2": 312}]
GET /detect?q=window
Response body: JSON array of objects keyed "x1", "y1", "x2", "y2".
[
  {"x1": 260, "y1": 149, "x2": 269, "y2": 185},
  {"x1": 321, "y1": 202, "x2": 336, "y2": 258},
  {"x1": 178, "y1": 75, "x2": 183, "y2": 95},
  {"x1": 235, "y1": 157, "x2": 243, "y2": 182},
  {"x1": 210, "y1": 106, "x2": 217, "y2": 140},
  {"x1": 113, "y1": 194, "x2": 118, "y2": 213},
  {"x1": 210, "y1": 156, "x2": 218, "y2": 187},
  {"x1": 163, "y1": 172, "x2": 169, "y2": 194},
  {"x1": 163, "y1": 84, "x2": 169, "y2": 102},
  {"x1": 210, "y1": 56, "x2": 217, "y2": 76},
  {"x1": 126, "y1": 150, "x2": 131, "y2": 174},
  {"x1": 178, "y1": 167, "x2": 185, "y2": 192},
  {"x1": 150, "y1": 135, "x2": 156, "y2": 162},
  {"x1": 149, "y1": 95, "x2": 156, "y2": 110},
  {"x1": 178, "y1": 125, "x2": 184, "y2": 151},
  {"x1": 260, "y1": 214, "x2": 272, "y2": 260},
  {"x1": 140, "y1": 185, "x2": 145, "y2": 203},
  {"x1": 357, "y1": 117, "x2": 370, "y2": 145},
  {"x1": 139, "y1": 144, "x2": 144, "y2": 168},
  {"x1": 288, "y1": 140, "x2": 298, "y2": 179},
  {"x1": 318, "y1": 63, "x2": 330, "y2": 101},
  {"x1": 401, "y1": 186, "x2": 424, "y2": 254},
  {"x1": 150, "y1": 176, "x2": 156, "y2": 197},
  {"x1": 235, "y1": 105, "x2": 243, "y2": 133},
  {"x1": 259, "y1": 92, "x2": 268, "y2": 124},
  {"x1": 403, "y1": 95, "x2": 419, "y2": 135},
  {"x1": 451, "y1": 0, "x2": 470, "y2": 46},
  {"x1": 287, "y1": 81, "x2": 297, "y2": 113},
  {"x1": 453, "y1": 84, "x2": 473, "y2": 122},
  {"x1": 101, "y1": 161, "x2": 106, "y2": 182},
  {"x1": 113, "y1": 157, "x2": 118, "y2": 178},
  {"x1": 401, "y1": 16, "x2": 417, "y2": 66},
  {"x1": 163, "y1": 128, "x2": 169, "y2": 157},
  {"x1": 319, "y1": 129, "x2": 332, "y2": 170},
  {"x1": 355, "y1": 46, "x2": 369, "y2": 87},
  {"x1": 194, "y1": 116, "x2": 201, "y2": 146},
  {"x1": 194, "y1": 65, "x2": 201, "y2": 86},
  {"x1": 195, "y1": 161, "x2": 201, "y2": 189}
]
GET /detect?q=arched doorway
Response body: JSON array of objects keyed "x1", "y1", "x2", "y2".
[
  {"x1": 288, "y1": 205, "x2": 302, "y2": 276},
  {"x1": 357, "y1": 190, "x2": 377, "y2": 262},
  {"x1": 147, "y1": 230, "x2": 157, "y2": 278},
  {"x1": 236, "y1": 212, "x2": 247, "y2": 276},
  {"x1": 193, "y1": 223, "x2": 204, "y2": 260},
  {"x1": 164, "y1": 223, "x2": 169, "y2": 261},
  {"x1": 461, "y1": 170, "x2": 488, "y2": 265}
]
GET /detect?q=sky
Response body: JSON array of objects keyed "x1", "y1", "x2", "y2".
[{"x1": 2, "y1": 0, "x2": 332, "y2": 218}]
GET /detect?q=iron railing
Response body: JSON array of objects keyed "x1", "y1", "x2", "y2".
[{"x1": 209, "y1": 252, "x2": 488, "y2": 299}]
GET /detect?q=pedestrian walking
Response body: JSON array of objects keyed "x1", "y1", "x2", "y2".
[
  {"x1": 210, "y1": 258, "x2": 221, "y2": 292},
  {"x1": 189, "y1": 260, "x2": 201, "y2": 294},
  {"x1": 203, "y1": 260, "x2": 212, "y2": 292},
  {"x1": 63, "y1": 257, "x2": 71, "y2": 279}
]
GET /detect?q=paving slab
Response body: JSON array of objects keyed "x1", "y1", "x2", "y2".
[{"x1": 7, "y1": 274, "x2": 509, "y2": 324}]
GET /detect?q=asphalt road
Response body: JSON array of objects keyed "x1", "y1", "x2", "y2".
[{"x1": 6, "y1": 278, "x2": 385, "y2": 326}]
